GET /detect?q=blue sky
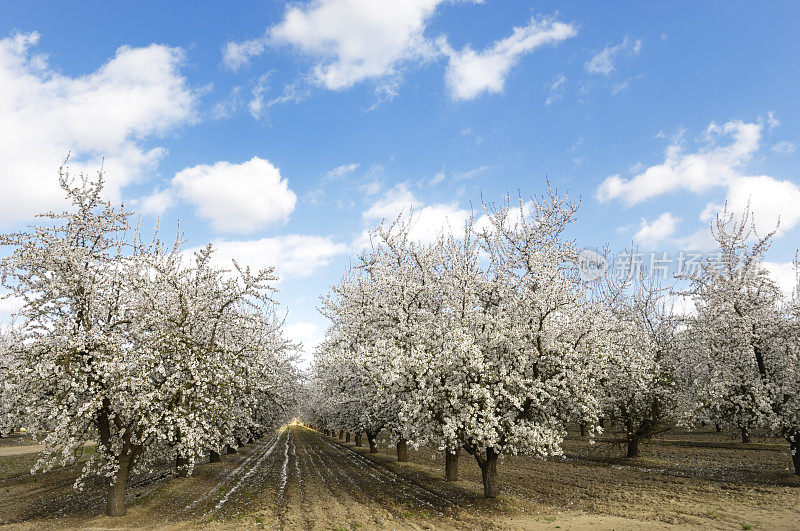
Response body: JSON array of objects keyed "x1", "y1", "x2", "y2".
[{"x1": 1, "y1": 1, "x2": 799, "y2": 362}]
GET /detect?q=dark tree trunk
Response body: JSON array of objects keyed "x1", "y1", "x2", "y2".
[
  {"x1": 106, "y1": 454, "x2": 130, "y2": 517},
  {"x1": 625, "y1": 419, "x2": 641, "y2": 458},
  {"x1": 345, "y1": 432, "x2": 351, "y2": 443},
  {"x1": 226, "y1": 445, "x2": 238, "y2": 454},
  {"x1": 176, "y1": 454, "x2": 188, "y2": 477},
  {"x1": 475, "y1": 448, "x2": 499, "y2": 498},
  {"x1": 445, "y1": 447, "x2": 460, "y2": 482},
  {"x1": 741, "y1": 426, "x2": 750, "y2": 444},
  {"x1": 396, "y1": 439, "x2": 408, "y2": 462},
  {"x1": 355, "y1": 432, "x2": 363, "y2": 447},
  {"x1": 787, "y1": 431, "x2": 800, "y2": 476},
  {"x1": 339, "y1": 430, "x2": 344, "y2": 439},
  {"x1": 580, "y1": 423, "x2": 587, "y2": 437},
  {"x1": 598, "y1": 418, "x2": 605, "y2": 428},
  {"x1": 209, "y1": 450, "x2": 221, "y2": 463},
  {"x1": 367, "y1": 432, "x2": 378, "y2": 453},
  {"x1": 715, "y1": 423, "x2": 722, "y2": 433},
  {"x1": 627, "y1": 436, "x2": 640, "y2": 458}
]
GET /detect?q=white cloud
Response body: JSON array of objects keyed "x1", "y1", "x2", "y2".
[
  {"x1": 0, "y1": 31, "x2": 199, "y2": 226},
  {"x1": 429, "y1": 169, "x2": 446, "y2": 185},
  {"x1": 767, "y1": 111, "x2": 780, "y2": 129},
  {"x1": 723, "y1": 175, "x2": 800, "y2": 237},
  {"x1": 597, "y1": 120, "x2": 762, "y2": 205},
  {"x1": 284, "y1": 321, "x2": 324, "y2": 365},
  {"x1": 633, "y1": 212, "x2": 680, "y2": 246},
  {"x1": 604, "y1": 118, "x2": 800, "y2": 249},
  {"x1": 172, "y1": 157, "x2": 297, "y2": 234},
  {"x1": 357, "y1": 183, "x2": 472, "y2": 246},
  {"x1": 362, "y1": 183, "x2": 422, "y2": 220},
  {"x1": 763, "y1": 261, "x2": 797, "y2": 297},
  {"x1": 585, "y1": 36, "x2": 642, "y2": 75},
  {"x1": 441, "y1": 17, "x2": 577, "y2": 101},
  {"x1": 453, "y1": 165, "x2": 490, "y2": 180},
  {"x1": 325, "y1": 162, "x2": 359, "y2": 181},
  {"x1": 771, "y1": 140, "x2": 797, "y2": 154},
  {"x1": 673, "y1": 227, "x2": 718, "y2": 251},
  {"x1": 545, "y1": 73, "x2": 566, "y2": 105},
  {"x1": 223, "y1": 37, "x2": 270, "y2": 72},
  {"x1": 226, "y1": 0, "x2": 445, "y2": 90},
  {"x1": 189, "y1": 235, "x2": 348, "y2": 280},
  {"x1": 225, "y1": 3, "x2": 574, "y2": 103},
  {"x1": 691, "y1": 175, "x2": 800, "y2": 239},
  {"x1": 138, "y1": 188, "x2": 174, "y2": 216},
  {"x1": 0, "y1": 291, "x2": 25, "y2": 322}
]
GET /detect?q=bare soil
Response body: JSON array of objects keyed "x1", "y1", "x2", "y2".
[{"x1": 0, "y1": 425, "x2": 798, "y2": 530}]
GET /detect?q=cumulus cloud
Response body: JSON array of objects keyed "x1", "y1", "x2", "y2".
[
  {"x1": 225, "y1": 0, "x2": 445, "y2": 90},
  {"x1": 137, "y1": 188, "x2": 174, "y2": 216},
  {"x1": 602, "y1": 117, "x2": 800, "y2": 247},
  {"x1": 597, "y1": 120, "x2": 762, "y2": 205},
  {"x1": 357, "y1": 183, "x2": 472, "y2": 246},
  {"x1": 188, "y1": 235, "x2": 348, "y2": 279},
  {"x1": 441, "y1": 17, "x2": 577, "y2": 101},
  {"x1": 0, "y1": 31, "x2": 199, "y2": 226},
  {"x1": 172, "y1": 157, "x2": 297, "y2": 234},
  {"x1": 224, "y1": 2, "x2": 573, "y2": 103},
  {"x1": 717, "y1": 175, "x2": 800, "y2": 237},
  {"x1": 633, "y1": 212, "x2": 680, "y2": 246},
  {"x1": 585, "y1": 36, "x2": 642, "y2": 75},
  {"x1": 763, "y1": 261, "x2": 798, "y2": 297}
]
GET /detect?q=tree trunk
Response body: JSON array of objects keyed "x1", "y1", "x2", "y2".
[
  {"x1": 355, "y1": 432, "x2": 363, "y2": 447},
  {"x1": 176, "y1": 454, "x2": 188, "y2": 477},
  {"x1": 345, "y1": 432, "x2": 351, "y2": 443},
  {"x1": 475, "y1": 448, "x2": 499, "y2": 498},
  {"x1": 339, "y1": 430, "x2": 344, "y2": 439},
  {"x1": 715, "y1": 423, "x2": 722, "y2": 433},
  {"x1": 740, "y1": 426, "x2": 750, "y2": 444},
  {"x1": 580, "y1": 423, "x2": 587, "y2": 437},
  {"x1": 106, "y1": 455, "x2": 130, "y2": 516},
  {"x1": 226, "y1": 445, "x2": 237, "y2": 454},
  {"x1": 368, "y1": 433, "x2": 378, "y2": 453},
  {"x1": 396, "y1": 439, "x2": 408, "y2": 462},
  {"x1": 787, "y1": 431, "x2": 800, "y2": 476},
  {"x1": 445, "y1": 448, "x2": 460, "y2": 482},
  {"x1": 625, "y1": 419, "x2": 641, "y2": 458},
  {"x1": 627, "y1": 436, "x2": 640, "y2": 458},
  {"x1": 209, "y1": 450, "x2": 221, "y2": 463}
]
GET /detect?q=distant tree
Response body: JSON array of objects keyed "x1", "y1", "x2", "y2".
[{"x1": 680, "y1": 208, "x2": 800, "y2": 473}]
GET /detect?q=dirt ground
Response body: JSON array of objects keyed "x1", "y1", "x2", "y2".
[{"x1": 0, "y1": 425, "x2": 798, "y2": 529}]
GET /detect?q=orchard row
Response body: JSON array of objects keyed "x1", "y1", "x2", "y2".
[{"x1": 304, "y1": 187, "x2": 800, "y2": 497}]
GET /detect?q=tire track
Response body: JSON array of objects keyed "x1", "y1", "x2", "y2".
[
  {"x1": 170, "y1": 431, "x2": 281, "y2": 522},
  {"x1": 317, "y1": 432, "x2": 456, "y2": 511}
]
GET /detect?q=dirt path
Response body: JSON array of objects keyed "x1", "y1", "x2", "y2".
[
  {"x1": 0, "y1": 444, "x2": 45, "y2": 457},
  {"x1": 3, "y1": 425, "x2": 797, "y2": 529}
]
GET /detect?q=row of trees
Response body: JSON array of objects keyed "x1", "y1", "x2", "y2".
[
  {"x1": 0, "y1": 170, "x2": 300, "y2": 516},
  {"x1": 304, "y1": 188, "x2": 800, "y2": 498}
]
